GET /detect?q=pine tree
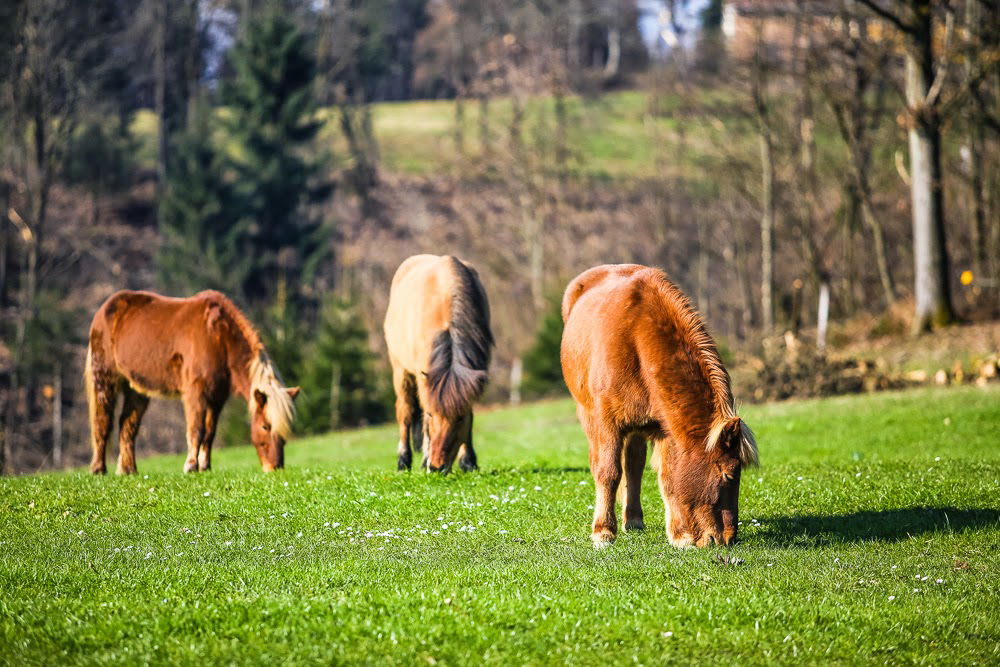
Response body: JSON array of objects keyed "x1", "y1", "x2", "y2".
[
  {"x1": 222, "y1": 11, "x2": 331, "y2": 305},
  {"x1": 522, "y1": 295, "x2": 567, "y2": 398},
  {"x1": 296, "y1": 294, "x2": 391, "y2": 434},
  {"x1": 157, "y1": 103, "x2": 248, "y2": 296}
]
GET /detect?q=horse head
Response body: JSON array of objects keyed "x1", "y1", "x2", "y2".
[
  {"x1": 250, "y1": 385, "x2": 300, "y2": 472},
  {"x1": 661, "y1": 416, "x2": 757, "y2": 547}
]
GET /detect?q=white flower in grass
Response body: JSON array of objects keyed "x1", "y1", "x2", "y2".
[
  {"x1": 797, "y1": 476, "x2": 804, "y2": 481},
  {"x1": 661, "y1": 631, "x2": 673, "y2": 638},
  {"x1": 203, "y1": 491, "x2": 210, "y2": 497},
  {"x1": 499, "y1": 529, "x2": 508, "y2": 535},
  {"x1": 283, "y1": 482, "x2": 289, "y2": 487},
  {"x1": 936, "y1": 579, "x2": 944, "y2": 584},
  {"x1": 888, "y1": 595, "x2": 895, "y2": 601},
  {"x1": 534, "y1": 486, "x2": 542, "y2": 491},
  {"x1": 145, "y1": 552, "x2": 152, "y2": 559},
  {"x1": 431, "y1": 531, "x2": 440, "y2": 536}
]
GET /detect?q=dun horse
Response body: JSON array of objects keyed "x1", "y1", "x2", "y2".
[
  {"x1": 561, "y1": 265, "x2": 758, "y2": 548},
  {"x1": 384, "y1": 254, "x2": 493, "y2": 472},
  {"x1": 85, "y1": 290, "x2": 299, "y2": 474}
]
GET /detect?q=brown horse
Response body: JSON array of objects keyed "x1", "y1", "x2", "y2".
[
  {"x1": 384, "y1": 254, "x2": 493, "y2": 472},
  {"x1": 561, "y1": 264, "x2": 757, "y2": 548},
  {"x1": 85, "y1": 290, "x2": 299, "y2": 474}
]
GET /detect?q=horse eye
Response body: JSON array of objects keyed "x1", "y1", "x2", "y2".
[{"x1": 262, "y1": 424, "x2": 271, "y2": 432}]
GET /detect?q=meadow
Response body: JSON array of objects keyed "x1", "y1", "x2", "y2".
[{"x1": 2, "y1": 385, "x2": 999, "y2": 665}]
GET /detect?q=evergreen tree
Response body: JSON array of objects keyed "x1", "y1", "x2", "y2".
[
  {"x1": 521, "y1": 295, "x2": 567, "y2": 398},
  {"x1": 296, "y1": 294, "x2": 391, "y2": 434},
  {"x1": 222, "y1": 11, "x2": 330, "y2": 305},
  {"x1": 158, "y1": 103, "x2": 248, "y2": 296}
]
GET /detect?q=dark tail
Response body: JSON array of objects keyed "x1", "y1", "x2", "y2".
[{"x1": 426, "y1": 258, "x2": 493, "y2": 418}]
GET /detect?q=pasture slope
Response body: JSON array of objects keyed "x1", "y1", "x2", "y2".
[{"x1": 1, "y1": 385, "x2": 999, "y2": 665}]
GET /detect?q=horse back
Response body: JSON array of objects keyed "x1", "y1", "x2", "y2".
[
  {"x1": 384, "y1": 255, "x2": 460, "y2": 374},
  {"x1": 90, "y1": 290, "x2": 230, "y2": 396},
  {"x1": 560, "y1": 265, "x2": 658, "y2": 419}
]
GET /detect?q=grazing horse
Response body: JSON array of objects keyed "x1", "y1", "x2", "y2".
[
  {"x1": 561, "y1": 265, "x2": 758, "y2": 548},
  {"x1": 85, "y1": 290, "x2": 299, "y2": 474},
  {"x1": 384, "y1": 254, "x2": 493, "y2": 472}
]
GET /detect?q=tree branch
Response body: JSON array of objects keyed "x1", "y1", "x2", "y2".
[{"x1": 855, "y1": 0, "x2": 912, "y2": 34}]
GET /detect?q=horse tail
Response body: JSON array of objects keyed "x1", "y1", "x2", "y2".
[
  {"x1": 84, "y1": 344, "x2": 98, "y2": 447},
  {"x1": 426, "y1": 257, "x2": 493, "y2": 418}
]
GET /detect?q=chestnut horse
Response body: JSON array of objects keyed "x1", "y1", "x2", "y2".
[
  {"x1": 561, "y1": 265, "x2": 757, "y2": 548},
  {"x1": 384, "y1": 254, "x2": 493, "y2": 472},
  {"x1": 85, "y1": 290, "x2": 299, "y2": 474}
]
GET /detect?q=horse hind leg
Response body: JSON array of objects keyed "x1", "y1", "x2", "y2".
[
  {"x1": 87, "y1": 352, "x2": 119, "y2": 475},
  {"x1": 116, "y1": 387, "x2": 150, "y2": 475},
  {"x1": 620, "y1": 433, "x2": 647, "y2": 531}
]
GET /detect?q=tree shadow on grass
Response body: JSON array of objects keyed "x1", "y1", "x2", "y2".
[{"x1": 757, "y1": 507, "x2": 1000, "y2": 545}]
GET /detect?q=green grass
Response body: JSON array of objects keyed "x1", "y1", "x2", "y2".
[{"x1": 2, "y1": 385, "x2": 999, "y2": 665}]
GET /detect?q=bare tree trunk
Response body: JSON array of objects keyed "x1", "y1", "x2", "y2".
[
  {"x1": 154, "y1": 0, "x2": 169, "y2": 220},
  {"x1": 752, "y1": 26, "x2": 775, "y2": 334},
  {"x1": 478, "y1": 93, "x2": 490, "y2": 156},
  {"x1": 964, "y1": 0, "x2": 987, "y2": 278},
  {"x1": 603, "y1": 27, "x2": 621, "y2": 81},
  {"x1": 454, "y1": 94, "x2": 466, "y2": 156},
  {"x1": 329, "y1": 361, "x2": 341, "y2": 430},
  {"x1": 905, "y1": 36, "x2": 954, "y2": 333},
  {"x1": 52, "y1": 360, "x2": 63, "y2": 468}
]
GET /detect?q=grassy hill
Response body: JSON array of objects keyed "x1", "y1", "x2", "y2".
[
  {"x1": 2, "y1": 385, "x2": 999, "y2": 664},
  {"x1": 131, "y1": 89, "x2": 817, "y2": 182}
]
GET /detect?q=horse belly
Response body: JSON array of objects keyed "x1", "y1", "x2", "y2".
[{"x1": 112, "y1": 314, "x2": 186, "y2": 398}]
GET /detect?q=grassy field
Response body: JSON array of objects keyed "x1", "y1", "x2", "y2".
[{"x1": 2, "y1": 385, "x2": 999, "y2": 665}]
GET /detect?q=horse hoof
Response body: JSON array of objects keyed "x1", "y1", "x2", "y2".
[
  {"x1": 90, "y1": 465, "x2": 106, "y2": 475},
  {"x1": 459, "y1": 459, "x2": 478, "y2": 472},
  {"x1": 183, "y1": 462, "x2": 198, "y2": 473},
  {"x1": 116, "y1": 466, "x2": 136, "y2": 475},
  {"x1": 397, "y1": 460, "x2": 411, "y2": 471},
  {"x1": 591, "y1": 529, "x2": 616, "y2": 548},
  {"x1": 624, "y1": 519, "x2": 645, "y2": 531}
]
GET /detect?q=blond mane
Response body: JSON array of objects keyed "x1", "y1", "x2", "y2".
[
  {"x1": 199, "y1": 291, "x2": 295, "y2": 439},
  {"x1": 646, "y1": 270, "x2": 758, "y2": 466},
  {"x1": 248, "y1": 351, "x2": 295, "y2": 440}
]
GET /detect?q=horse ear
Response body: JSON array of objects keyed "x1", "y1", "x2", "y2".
[
  {"x1": 254, "y1": 389, "x2": 268, "y2": 409},
  {"x1": 286, "y1": 386, "x2": 301, "y2": 400},
  {"x1": 719, "y1": 417, "x2": 743, "y2": 451}
]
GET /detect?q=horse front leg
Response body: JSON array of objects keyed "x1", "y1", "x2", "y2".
[
  {"x1": 116, "y1": 387, "x2": 149, "y2": 475},
  {"x1": 588, "y1": 420, "x2": 623, "y2": 548},
  {"x1": 197, "y1": 403, "x2": 221, "y2": 472},
  {"x1": 457, "y1": 413, "x2": 478, "y2": 472},
  {"x1": 182, "y1": 394, "x2": 206, "y2": 474}
]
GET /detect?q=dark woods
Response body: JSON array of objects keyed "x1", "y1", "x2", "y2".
[{"x1": 0, "y1": 0, "x2": 997, "y2": 473}]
